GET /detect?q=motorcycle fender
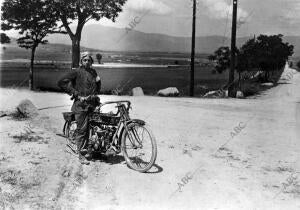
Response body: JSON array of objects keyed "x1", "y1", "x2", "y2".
[
  {"x1": 126, "y1": 119, "x2": 145, "y2": 127},
  {"x1": 118, "y1": 119, "x2": 145, "y2": 139}
]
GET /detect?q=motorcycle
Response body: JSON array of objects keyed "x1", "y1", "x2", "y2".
[{"x1": 62, "y1": 95, "x2": 157, "y2": 172}]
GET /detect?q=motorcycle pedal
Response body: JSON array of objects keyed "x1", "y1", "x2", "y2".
[{"x1": 67, "y1": 143, "x2": 78, "y2": 154}]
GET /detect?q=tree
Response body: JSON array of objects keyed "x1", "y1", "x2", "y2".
[
  {"x1": 236, "y1": 38, "x2": 259, "y2": 72},
  {"x1": 0, "y1": 33, "x2": 10, "y2": 44},
  {"x1": 297, "y1": 61, "x2": 300, "y2": 69},
  {"x1": 96, "y1": 53, "x2": 102, "y2": 64},
  {"x1": 208, "y1": 46, "x2": 231, "y2": 73},
  {"x1": 237, "y1": 34, "x2": 294, "y2": 81},
  {"x1": 1, "y1": 0, "x2": 65, "y2": 90},
  {"x1": 51, "y1": 0, "x2": 127, "y2": 68}
]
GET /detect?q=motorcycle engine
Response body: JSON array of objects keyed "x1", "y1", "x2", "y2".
[{"x1": 90, "y1": 125, "x2": 116, "y2": 151}]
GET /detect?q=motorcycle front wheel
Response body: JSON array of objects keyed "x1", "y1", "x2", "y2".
[{"x1": 121, "y1": 122, "x2": 157, "y2": 172}]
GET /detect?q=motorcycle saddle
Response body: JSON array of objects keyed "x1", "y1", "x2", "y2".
[{"x1": 63, "y1": 112, "x2": 75, "y2": 122}]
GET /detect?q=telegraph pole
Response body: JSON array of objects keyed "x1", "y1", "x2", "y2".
[
  {"x1": 190, "y1": 0, "x2": 196, "y2": 97},
  {"x1": 228, "y1": 0, "x2": 238, "y2": 97}
]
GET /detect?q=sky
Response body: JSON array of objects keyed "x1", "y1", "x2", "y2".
[{"x1": 1, "y1": 0, "x2": 300, "y2": 38}]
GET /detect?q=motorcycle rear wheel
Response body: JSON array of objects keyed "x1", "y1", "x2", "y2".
[
  {"x1": 64, "y1": 121, "x2": 77, "y2": 140},
  {"x1": 64, "y1": 121, "x2": 87, "y2": 151},
  {"x1": 121, "y1": 122, "x2": 157, "y2": 172}
]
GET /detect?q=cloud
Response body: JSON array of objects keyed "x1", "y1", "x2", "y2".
[
  {"x1": 124, "y1": 0, "x2": 172, "y2": 15},
  {"x1": 282, "y1": 1, "x2": 300, "y2": 23},
  {"x1": 199, "y1": 0, "x2": 248, "y2": 20}
]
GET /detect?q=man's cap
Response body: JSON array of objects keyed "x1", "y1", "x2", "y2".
[{"x1": 80, "y1": 51, "x2": 94, "y2": 63}]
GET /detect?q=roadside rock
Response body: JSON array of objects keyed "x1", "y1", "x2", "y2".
[
  {"x1": 157, "y1": 87, "x2": 179, "y2": 97},
  {"x1": 16, "y1": 99, "x2": 39, "y2": 118},
  {"x1": 236, "y1": 91, "x2": 244, "y2": 98},
  {"x1": 131, "y1": 87, "x2": 144, "y2": 96},
  {"x1": 203, "y1": 90, "x2": 227, "y2": 98},
  {"x1": 0, "y1": 111, "x2": 8, "y2": 118},
  {"x1": 261, "y1": 82, "x2": 274, "y2": 87}
]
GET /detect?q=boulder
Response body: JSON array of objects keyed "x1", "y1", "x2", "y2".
[
  {"x1": 261, "y1": 82, "x2": 274, "y2": 87},
  {"x1": 157, "y1": 87, "x2": 179, "y2": 97},
  {"x1": 16, "y1": 99, "x2": 38, "y2": 118},
  {"x1": 203, "y1": 90, "x2": 226, "y2": 98},
  {"x1": 236, "y1": 91, "x2": 244, "y2": 98},
  {"x1": 131, "y1": 87, "x2": 144, "y2": 96}
]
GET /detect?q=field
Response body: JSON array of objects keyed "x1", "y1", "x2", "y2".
[{"x1": 0, "y1": 41, "x2": 209, "y2": 65}]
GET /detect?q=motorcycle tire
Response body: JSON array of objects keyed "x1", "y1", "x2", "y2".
[{"x1": 121, "y1": 122, "x2": 157, "y2": 173}]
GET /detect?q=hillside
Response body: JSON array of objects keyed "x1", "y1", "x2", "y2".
[
  {"x1": 46, "y1": 24, "x2": 300, "y2": 56},
  {"x1": 0, "y1": 38, "x2": 94, "y2": 62},
  {"x1": 2, "y1": 25, "x2": 299, "y2": 61}
]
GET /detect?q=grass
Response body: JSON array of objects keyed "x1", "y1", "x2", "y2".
[{"x1": 0, "y1": 169, "x2": 20, "y2": 185}]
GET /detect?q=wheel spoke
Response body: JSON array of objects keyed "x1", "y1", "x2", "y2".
[
  {"x1": 133, "y1": 127, "x2": 143, "y2": 146},
  {"x1": 122, "y1": 123, "x2": 157, "y2": 172}
]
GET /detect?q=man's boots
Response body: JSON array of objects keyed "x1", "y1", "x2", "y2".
[{"x1": 79, "y1": 154, "x2": 90, "y2": 165}]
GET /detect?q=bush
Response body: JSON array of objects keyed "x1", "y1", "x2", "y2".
[
  {"x1": 297, "y1": 61, "x2": 300, "y2": 69},
  {"x1": 208, "y1": 46, "x2": 230, "y2": 74},
  {"x1": 237, "y1": 34, "x2": 294, "y2": 81},
  {"x1": 241, "y1": 83, "x2": 260, "y2": 97},
  {"x1": 194, "y1": 85, "x2": 209, "y2": 96}
]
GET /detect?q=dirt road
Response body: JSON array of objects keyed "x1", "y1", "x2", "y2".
[{"x1": 0, "y1": 65, "x2": 299, "y2": 209}]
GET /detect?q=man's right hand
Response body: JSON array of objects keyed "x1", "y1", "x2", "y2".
[{"x1": 79, "y1": 96, "x2": 87, "y2": 102}]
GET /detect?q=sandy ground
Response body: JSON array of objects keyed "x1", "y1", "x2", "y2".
[{"x1": 0, "y1": 64, "x2": 299, "y2": 210}]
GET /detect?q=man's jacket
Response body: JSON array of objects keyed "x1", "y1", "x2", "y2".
[{"x1": 57, "y1": 67, "x2": 101, "y2": 112}]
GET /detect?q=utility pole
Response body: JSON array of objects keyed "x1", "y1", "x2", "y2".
[
  {"x1": 190, "y1": 0, "x2": 196, "y2": 97},
  {"x1": 228, "y1": 0, "x2": 238, "y2": 97}
]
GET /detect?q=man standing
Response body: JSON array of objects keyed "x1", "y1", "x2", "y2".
[{"x1": 58, "y1": 52, "x2": 101, "y2": 164}]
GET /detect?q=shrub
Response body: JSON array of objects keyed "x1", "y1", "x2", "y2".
[
  {"x1": 96, "y1": 53, "x2": 102, "y2": 64},
  {"x1": 237, "y1": 34, "x2": 294, "y2": 81},
  {"x1": 208, "y1": 46, "x2": 230, "y2": 73},
  {"x1": 241, "y1": 83, "x2": 260, "y2": 97},
  {"x1": 194, "y1": 85, "x2": 209, "y2": 96}
]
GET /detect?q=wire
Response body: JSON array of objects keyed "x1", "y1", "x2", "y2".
[{"x1": 221, "y1": 0, "x2": 232, "y2": 46}]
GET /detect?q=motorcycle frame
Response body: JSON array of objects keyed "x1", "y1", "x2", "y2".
[
  {"x1": 88, "y1": 100, "x2": 145, "y2": 151},
  {"x1": 63, "y1": 100, "x2": 146, "y2": 152}
]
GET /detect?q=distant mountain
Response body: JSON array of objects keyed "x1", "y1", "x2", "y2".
[
  {"x1": 47, "y1": 25, "x2": 227, "y2": 53},
  {"x1": 26, "y1": 24, "x2": 300, "y2": 56}
]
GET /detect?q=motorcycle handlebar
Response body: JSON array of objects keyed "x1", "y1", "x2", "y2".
[
  {"x1": 70, "y1": 94, "x2": 97, "y2": 102},
  {"x1": 70, "y1": 95, "x2": 131, "y2": 112},
  {"x1": 100, "y1": 100, "x2": 131, "y2": 111}
]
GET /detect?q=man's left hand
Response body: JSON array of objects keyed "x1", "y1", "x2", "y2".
[
  {"x1": 96, "y1": 76, "x2": 101, "y2": 82},
  {"x1": 79, "y1": 96, "x2": 87, "y2": 102}
]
